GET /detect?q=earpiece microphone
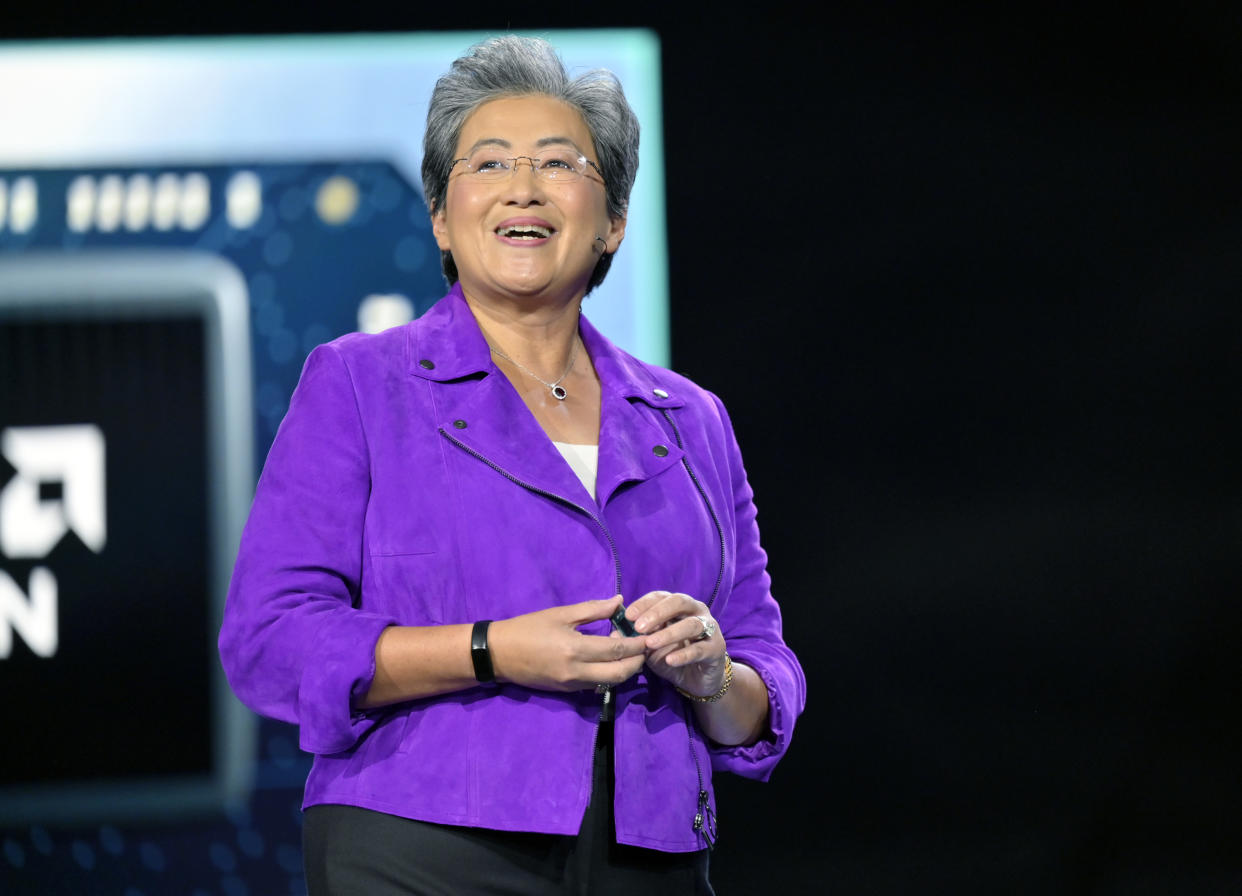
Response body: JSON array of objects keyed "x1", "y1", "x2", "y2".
[{"x1": 593, "y1": 235, "x2": 608, "y2": 255}]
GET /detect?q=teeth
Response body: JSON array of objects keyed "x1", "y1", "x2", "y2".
[{"x1": 499, "y1": 225, "x2": 551, "y2": 239}]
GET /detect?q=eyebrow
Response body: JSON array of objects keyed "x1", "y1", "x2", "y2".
[
  {"x1": 535, "y1": 136, "x2": 583, "y2": 152},
  {"x1": 463, "y1": 136, "x2": 586, "y2": 155}
]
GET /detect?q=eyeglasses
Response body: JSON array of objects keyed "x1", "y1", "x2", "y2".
[{"x1": 451, "y1": 147, "x2": 605, "y2": 184}]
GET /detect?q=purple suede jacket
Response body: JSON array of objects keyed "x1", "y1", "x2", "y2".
[{"x1": 219, "y1": 285, "x2": 806, "y2": 852}]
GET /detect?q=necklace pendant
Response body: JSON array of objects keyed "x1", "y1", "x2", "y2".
[{"x1": 551, "y1": 385, "x2": 568, "y2": 401}]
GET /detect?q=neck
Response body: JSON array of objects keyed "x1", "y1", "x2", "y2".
[{"x1": 464, "y1": 289, "x2": 583, "y2": 374}]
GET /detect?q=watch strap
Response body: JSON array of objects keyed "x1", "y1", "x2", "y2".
[{"x1": 470, "y1": 620, "x2": 495, "y2": 683}]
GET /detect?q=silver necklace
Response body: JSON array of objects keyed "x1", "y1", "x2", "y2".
[{"x1": 490, "y1": 337, "x2": 580, "y2": 401}]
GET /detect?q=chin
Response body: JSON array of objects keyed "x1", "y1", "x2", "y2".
[{"x1": 493, "y1": 272, "x2": 587, "y2": 302}]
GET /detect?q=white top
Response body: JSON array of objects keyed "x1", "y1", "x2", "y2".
[{"x1": 552, "y1": 441, "x2": 599, "y2": 499}]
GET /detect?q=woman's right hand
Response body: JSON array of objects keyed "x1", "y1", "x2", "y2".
[{"x1": 489, "y1": 595, "x2": 648, "y2": 692}]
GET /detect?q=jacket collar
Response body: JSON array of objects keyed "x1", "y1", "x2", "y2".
[
  {"x1": 406, "y1": 284, "x2": 685, "y2": 411},
  {"x1": 407, "y1": 285, "x2": 687, "y2": 508}
]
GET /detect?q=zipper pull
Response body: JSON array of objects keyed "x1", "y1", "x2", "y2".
[
  {"x1": 598, "y1": 685, "x2": 615, "y2": 722},
  {"x1": 692, "y1": 789, "x2": 717, "y2": 848}
]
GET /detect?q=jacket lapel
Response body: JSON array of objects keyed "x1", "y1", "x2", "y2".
[
  {"x1": 407, "y1": 287, "x2": 689, "y2": 509},
  {"x1": 581, "y1": 317, "x2": 686, "y2": 508},
  {"x1": 595, "y1": 389, "x2": 683, "y2": 508},
  {"x1": 437, "y1": 372, "x2": 593, "y2": 506}
]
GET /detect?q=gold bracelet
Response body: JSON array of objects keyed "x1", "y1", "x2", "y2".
[{"x1": 676, "y1": 653, "x2": 733, "y2": 703}]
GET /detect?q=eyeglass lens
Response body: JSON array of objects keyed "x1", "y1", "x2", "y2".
[{"x1": 462, "y1": 148, "x2": 590, "y2": 180}]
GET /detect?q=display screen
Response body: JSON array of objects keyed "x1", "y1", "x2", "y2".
[
  {"x1": 0, "y1": 313, "x2": 211, "y2": 786},
  {"x1": 0, "y1": 251, "x2": 254, "y2": 825}
]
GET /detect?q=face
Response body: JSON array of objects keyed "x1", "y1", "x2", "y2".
[{"x1": 431, "y1": 94, "x2": 626, "y2": 305}]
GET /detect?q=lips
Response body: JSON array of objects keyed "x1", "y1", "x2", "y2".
[{"x1": 495, "y1": 218, "x2": 554, "y2": 241}]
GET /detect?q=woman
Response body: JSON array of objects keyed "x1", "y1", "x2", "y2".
[{"x1": 219, "y1": 35, "x2": 805, "y2": 895}]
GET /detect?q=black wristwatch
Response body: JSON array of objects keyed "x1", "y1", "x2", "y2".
[{"x1": 470, "y1": 620, "x2": 495, "y2": 683}]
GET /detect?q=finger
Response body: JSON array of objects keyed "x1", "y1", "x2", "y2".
[
  {"x1": 633, "y1": 592, "x2": 705, "y2": 635},
  {"x1": 644, "y1": 640, "x2": 681, "y2": 669},
  {"x1": 625, "y1": 590, "x2": 672, "y2": 618},
  {"x1": 644, "y1": 614, "x2": 713, "y2": 651},
  {"x1": 577, "y1": 652, "x2": 647, "y2": 688},
  {"x1": 560, "y1": 594, "x2": 625, "y2": 626},
  {"x1": 648, "y1": 627, "x2": 724, "y2": 664},
  {"x1": 660, "y1": 641, "x2": 721, "y2": 668},
  {"x1": 576, "y1": 631, "x2": 649, "y2": 662},
  {"x1": 629, "y1": 591, "x2": 681, "y2": 633}
]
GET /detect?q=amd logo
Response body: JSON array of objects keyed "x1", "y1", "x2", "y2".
[{"x1": 0, "y1": 425, "x2": 106, "y2": 658}]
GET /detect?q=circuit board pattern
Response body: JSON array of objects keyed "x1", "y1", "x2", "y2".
[{"x1": 0, "y1": 160, "x2": 446, "y2": 894}]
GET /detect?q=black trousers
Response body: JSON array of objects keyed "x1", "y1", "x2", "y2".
[{"x1": 304, "y1": 718, "x2": 713, "y2": 896}]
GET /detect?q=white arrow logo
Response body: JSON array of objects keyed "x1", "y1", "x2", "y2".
[{"x1": 0, "y1": 424, "x2": 106, "y2": 559}]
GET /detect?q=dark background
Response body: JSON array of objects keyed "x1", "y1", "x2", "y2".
[{"x1": 8, "y1": 4, "x2": 1242, "y2": 892}]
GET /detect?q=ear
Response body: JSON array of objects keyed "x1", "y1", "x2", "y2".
[
  {"x1": 430, "y1": 201, "x2": 451, "y2": 251},
  {"x1": 602, "y1": 213, "x2": 627, "y2": 255}
]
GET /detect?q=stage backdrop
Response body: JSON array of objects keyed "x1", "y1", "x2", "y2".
[{"x1": 0, "y1": 30, "x2": 666, "y2": 895}]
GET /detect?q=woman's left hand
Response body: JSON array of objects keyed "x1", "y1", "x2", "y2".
[{"x1": 626, "y1": 591, "x2": 726, "y2": 699}]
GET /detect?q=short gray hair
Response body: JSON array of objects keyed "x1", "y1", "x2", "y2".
[{"x1": 422, "y1": 35, "x2": 640, "y2": 292}]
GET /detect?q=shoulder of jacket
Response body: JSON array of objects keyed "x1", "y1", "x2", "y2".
[
  {"x1": 313, "y1": 323, "x2": 410, "y2": 370},
  {"x1": 634, "y1": 357, "x2": 726, "y2": 418}
]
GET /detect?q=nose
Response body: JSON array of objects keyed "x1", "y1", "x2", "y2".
[{"x1": 503, "y1": 158, "x2": 545, "y2": 205}]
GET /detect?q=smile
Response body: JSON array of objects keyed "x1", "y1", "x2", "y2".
[
  {"x1": 494, "y1": 217, "x2": 556, "y2": 242},
  {"x1": 496, "y1": 224, "x2": 553, "y2": 239}
]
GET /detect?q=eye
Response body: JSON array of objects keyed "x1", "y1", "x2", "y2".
[
  {"x1": 536, "y1": 150, "x2": 582, "y2": 175},
  {"x1": 468, "y1": 150, "x2": 511, "y2": 174}
]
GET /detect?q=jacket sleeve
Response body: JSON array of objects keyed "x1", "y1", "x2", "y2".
[
  {"x1": 704, "y1": 393, "x2": 807, "y2": 780},
  {"x1": 218, "y1": 343, "x2": 398, "y2": 755}
]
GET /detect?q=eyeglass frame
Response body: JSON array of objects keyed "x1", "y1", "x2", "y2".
[{"x1": 449, "y1": 151, "x2": 606, "y2": 184}]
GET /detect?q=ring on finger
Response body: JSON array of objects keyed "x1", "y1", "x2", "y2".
[{"x1": 693, "y1": 615, "x2": 716, "y2": 642}]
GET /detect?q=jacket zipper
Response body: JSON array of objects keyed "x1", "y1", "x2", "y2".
[
  {"x1": 689, "y1": 726, "x2": 717, "y2": 847},
  {"x1": 659, "y1": 408, "x2": 728, "y2": 848},
  {"x1": 439, "y1": 429, "x2": 622, "y2": 805}
]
